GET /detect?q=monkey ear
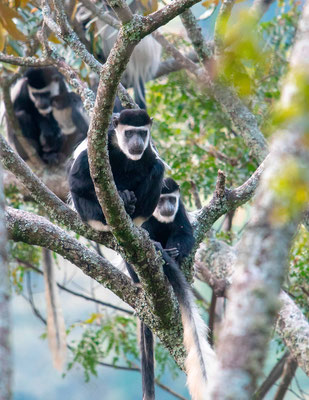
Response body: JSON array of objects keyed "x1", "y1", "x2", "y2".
[{"x1": 113, "y1": 116, "x2": 119, "y2": 128}]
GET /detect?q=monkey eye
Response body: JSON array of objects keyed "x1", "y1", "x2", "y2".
[
  {"x1": 169, "y1": 197, "x2": 176, "y2": 205},
  {"x1": 125, "y1": 130, "x2": 134, "y2": 138},
  {"x1": 139, "y1": 130, "x2": 148, "y2": 138}
]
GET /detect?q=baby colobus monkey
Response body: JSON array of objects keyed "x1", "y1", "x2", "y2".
[
  {"x1": 10, "y1": 67, "x2": 67, "y2": 164},
  {"x1": 51, "y1": 92, "x2": 88, "y2": 157},
  {"x1": 140, "y1": 178, "x2": 216, "y2": 400},
  {"x1": 68, "y1": 109, "x2": 164, "y2": 231}
]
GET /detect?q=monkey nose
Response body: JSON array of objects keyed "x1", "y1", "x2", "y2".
[
  {"x1": 129, "y1": 145, "x2": 144, "y2": 155},
  {"x1": 161, "y1": 208, "x2": 175, "y2": 217}
]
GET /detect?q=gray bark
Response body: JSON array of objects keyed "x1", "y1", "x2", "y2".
[{"x1": 0, "y1": 163, "x2": 11, "y2": 400}]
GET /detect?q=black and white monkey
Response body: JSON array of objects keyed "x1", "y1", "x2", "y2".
[
  {"x1": 134, "y1": 178, "x2": 216, "y2": 400},
  {"x1": 10, "y1": 67, "x2": 88, "y2": 163},
  {"x1": 10, "y1": 67, "x2": 68, "y2": 164},
  {"x1": 51, "y1": 91, "x2": 88, "y2": 157},
  {"x1": 68, "y1": 109, "x2": 165, "y2": 231}
]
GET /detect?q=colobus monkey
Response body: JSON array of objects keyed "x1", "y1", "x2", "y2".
[
  {"x1": 143, "y1": 178, "x2": 195, "y2": 263},
  {"x1": 10, "y1": 67, "x2": 67, "y2": 164},
  {"x1": 68, "y1": 109, "x2": 164, "y2": 231},
  {"x1": 51, "y1": 92, "x2": 88, "y2": 157},
  {"x1": 140, "y1": 178, "x2": 216, "y2": 400},
  {"x1": 77, "y1": 2, "x2": 161, "y2": 109}
]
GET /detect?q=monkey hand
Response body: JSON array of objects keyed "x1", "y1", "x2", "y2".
[
  {"x1": 165, "y1": 247, "x2": 179, "y2": 260},
  {"x1": 119, "y1": 190, "x2": 137, "y2": 216}
]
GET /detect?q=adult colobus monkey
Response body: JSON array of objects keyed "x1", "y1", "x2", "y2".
[
  {"x1": 77, "y1": 0, "x2": 161, "y2": 109},
  {"x1": 140, "y1": 178, "x2": 216, "y2": 400},
  {"x1": 68, "y1": 109, "x2": 165, "y2": 230},
  {"x1": 10, "y1": 67, "x2": 68, "y2": 164}
]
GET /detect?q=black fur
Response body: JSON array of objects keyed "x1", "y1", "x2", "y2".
[
  {"x1": 11, "y1": 67, "x2": 67, "y2": 164},
  {"x1": 51, "y1": 92, "x2": 88, "y2": 157},
  {"x1": 69, "y1": 110, "x2": 164, "y2": 227},
  {"x1": 114, "y1": 109, "x2": 152, "y2": 127},
  {"x1": 125, "y1": 262, "x2": 155, "y2": 400},
  {"x1": 142, "y1": 179, "x2": 195, "y2": 264}
]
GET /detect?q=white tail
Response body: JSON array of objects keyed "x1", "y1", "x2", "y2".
[
  {"x1": 180, "y1": 297, "x2": 217, "y2": 400},
  {"x1": 43, "y1": 248, "x2": 67, "y2": 371}
]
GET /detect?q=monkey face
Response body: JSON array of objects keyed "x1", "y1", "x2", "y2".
[
  {"x1": 28, "y1": 80, "x2": 60, "y2": 115},
  {"x1": 153, "y1": 191, "x2": 180, "y2": 223},
  {"x1": 114, "y1": 124, "x2": 151, "y2": 161}
]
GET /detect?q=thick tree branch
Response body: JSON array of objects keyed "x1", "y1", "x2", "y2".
[
  {"x1": 6, "y1": 207, "x2": 186, "y2": 368},
  {"x1": 277, "y1": 292, "x2": 309, "y2": 376},
  {"x1": 0, "y1": 163, "x2": 11, "y2": 400},
  {"x1": 183, "y1": 159, "x2": 266, "y2": 275},
  {"x1": 205, "y1": 5, "x2": 309, "y2": 386},
  {"x1": 199, "y1": 238, "x2": 309, "y2": 379}
]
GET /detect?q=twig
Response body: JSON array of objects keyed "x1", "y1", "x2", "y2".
[
  {"x1": 16, "y1": 258, "x2": 133, "y2": 315},
  {"x1": 208, "y1": 291, "x2": 217, "y2": 347},
  {"x1": 253, "y1": 352, "x2": 290, "y2": 400},
  {"x1": 273, "y1": 356, "x2": 298, "y2": 400}
]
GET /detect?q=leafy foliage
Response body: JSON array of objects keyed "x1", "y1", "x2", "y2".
[{"x1": 67, "y1": 314, "x2": 139, "y2": 381}]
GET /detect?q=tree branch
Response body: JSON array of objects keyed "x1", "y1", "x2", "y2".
[
  {"x1": 0, "y1": 163, "x2": 11, "y2": 400},
  {"x1": 253, "y1": 352, "x2": 290, "y2": 400},
  {"x1": 214, "y1": 0, "x2": 236, "y2": 53},
  {"x1": 277, "y1": 292, "x2": 309, "y2": 376},
  {"x1": 273, "y1": 355, "x2": 298, "y2": 400},
  {"x1": 0, "y1": 134, "x2": 116, "y2": 248},
  {"x1": 205, "y1": 6, "x2": 309, "y2": 384},
  {"x1": 6, "y1": 207, "x2": 188, "y2": 368}
]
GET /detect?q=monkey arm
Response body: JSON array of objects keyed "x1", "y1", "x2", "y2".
[{"x1": 165, "y1": 203, "x2": 195, "y2": 263}]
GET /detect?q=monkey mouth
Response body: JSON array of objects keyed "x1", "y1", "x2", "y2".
[
  {"x1": 38, "y1": 106, "x2": 52, "y2": 115},
  {"x1": 161, "y1": 210, "x2": 175, "y2": 217}
]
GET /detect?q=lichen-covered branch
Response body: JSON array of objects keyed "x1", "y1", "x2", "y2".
[
  {"x1": 0, "y1": 135, "x2": 116, "y2": 248},
  {"x1": 6, "y1": 207, "x2": 186, "y2": 368},
  {"x1": 277, "y1": 292, "x2": 309, "y2": 376},
  {"x1": 205, "y1": 3, "x2": 309, "y2": 394},
  {"x1": 6, "y1": 207, "x2": 135, "y2": 302},
  {"x1": 183, "y1": 159, "x2": 266, "y2": 274},
  {"x1": 0, "y1": 53, "x2": 51, "y2": 67},
  {"x1": 85, "y1": 0, "x2": 206, "y2": 325},
  {"x1": 0, "y1": 164, "x2": 11, "y2": 400},
  {"x1": 198, "y1": 238, "x2": 309, "y2": 379},
  {"x1": 180, "y1": 10, "x2": 212, "y2": 64}
]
